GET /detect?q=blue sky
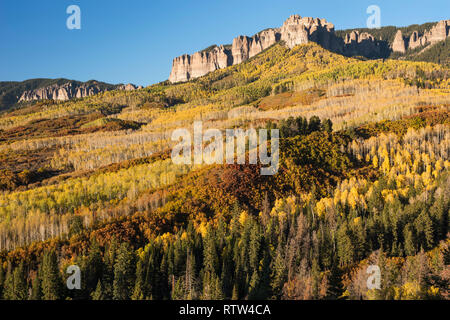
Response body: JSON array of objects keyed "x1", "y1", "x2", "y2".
[{"x1": 0, "y1": 0, "x2": 448, "y2": 86}]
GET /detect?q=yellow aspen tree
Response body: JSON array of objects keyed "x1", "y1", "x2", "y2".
[{"x1": 373, "y1": 155, "x2": 379, "y2": 168}]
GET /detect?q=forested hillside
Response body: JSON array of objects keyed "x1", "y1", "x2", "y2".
[
  {"x1": 336, "y1": 22, "x2": 450, "y2": 65},
  {"x1": 409, "y1": 38, "x2": 450, "y2": 66},
  {"x1": 0, "y1": 79, "x2": 123, "y2": 112},
  {"x1": 0, "y1": 42, "x2": 448, "y2": 300},
  {"x1": 336, "y1": 22, "x2": 437, "y2": 44}
]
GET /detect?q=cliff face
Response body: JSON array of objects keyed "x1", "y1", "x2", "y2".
[
  {"x1": 280, "y1": 16, "x2": 337, "y2": 49},
  {"x1": 18, "y1": 81, "x2": 142, "y2": 103},
  {"x1": 392, "y1": 30, "x2": 407, "y2": 53},
  {"x1": 392, "y1": 20, "x2": 450, "y2": 53},
  {"x1": 169, "y1": 16, "x2": 450, "y2": 83},
  {"x1": 169, "y1": 15, "x2": 339, "y2": 83},
  {"x1": 343, "y1": 30, "x2": 383, "y2": 57},
  {"x1": 169, "y1": 46, "x2": 232, "y2": 83},
  {"x1": 168, "y1": 29, "x2": 280, "y2": 83}
]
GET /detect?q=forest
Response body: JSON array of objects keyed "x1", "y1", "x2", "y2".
[{"x1": 0, "y1": 42, "x2": 448, "y2": 300}]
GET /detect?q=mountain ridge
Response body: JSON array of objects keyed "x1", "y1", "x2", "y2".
[
  {"x1": 0, "y1": 78, "x2": 143, "y2": 112},
  {"x1": 169, "y1": 15, "x2": 450, "y2": 83}
]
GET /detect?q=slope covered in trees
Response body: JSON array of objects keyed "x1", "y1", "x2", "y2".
[
  {"x1": 409, "y1": 38, "x2": 450, "y2": 66},
  {"x1": 0, "y1": 41, "x2": 448, "y2": 300},
  {"x1": 0, "y1": 79, "x2": 121, "y2": 112},
  {"x1": 335, "y1": 22, "x2": 444, "y2": 62}
]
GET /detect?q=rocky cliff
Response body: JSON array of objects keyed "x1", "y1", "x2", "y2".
[
  {"x1": 343, "y1": 30, "x2": 383, "y2": 57},
  {"x1": 392, "y1": 20, "x2": 450, "y2": 53},
  {"x1": 169, "y1": 16, "x2": 450, "y2": 83},
  {"x1": 169, "y1": 15, "x2": 340, "y2": 83},
  {"x1": 169, "y1": 46, "x2": 232, "y2": 83},
  {"x1": 18, "y1": 81, "x2": 142, "y2": 103}
]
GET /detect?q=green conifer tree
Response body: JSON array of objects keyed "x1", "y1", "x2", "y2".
[
  {"x1": 41, "y1": 250, "x2": 62, "y2": 300},
  {"x1": 91, "y1": 280, "x2": 104, "y2": 300},
  {"x1": 113, "y1": 242, "x2": 135, "y2": 300},
  {"x1": 30, "y1": 268, "x2": 42, "y2": 300}
]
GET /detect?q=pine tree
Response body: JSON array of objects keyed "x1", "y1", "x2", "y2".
[
  {"x1": 2, "y1": 264, "x2": 13, "y2": 300},
  {"x1": 84, "y1": 239, "x2": 103, "y2": 295},
  {"x1": 203, "y1": 225, "x2": 218, "y2": 274},
  {"x1": 102, "y1": 238, "x2": 119, "y2": 299},
  {"x1": 172, "y1": 277, "x2": 185, "y2": 300},
  {"x1": 308, "y1": 116, "x2": 321, "y2": 133},
  {"x1": 257, "y1": 252, "x2": 272, "y2": 299},
  {"x1": 41, "y1": 250, "x2": 62, "y2": 300},
  {"x1": 91, "y1": 280, "x2": 104, "y2": 300},
  {"x1": 157, "y1": 253, "x2": 170, "y2": 300},
  {"x1": 15, "y1": 263, "x2": 28, "y2": 300},
  {"x1": 202, "y1": 271, "x2": 224, "y2": 300},
  {"x1": 68, "y1": 215, "x2": 84, "y2": 238},
  {"x1": 113, "y1": 242, "x2": 135, "y2": 300},
  {"x1": 213, "y1": 275, "x2": 224, "y2": 299},
  {"x1": 336, "y1": 224, "x2": 354, "y2": 266},
  {"x1": 422, "y1": 212, "x2": 435, "y2": 250},
  {"x1": 248, "y1": 271, "x2": 260, "y2": 300},
  {"x1": 327, "y1": 261, "x2": 344, "y2": 299},
  {"x1": 202, "y1": 272, "x2": 214, "y2": 300},
  {"x1": 231, "y1": 282, "x2": 239, "y2": 300},
  {"x1": 185, "y1": 250, "x2": 197, "y2": 299},
  {"x1": 249, "y1": 223, "x2": 261, "y2": 274},
  {"x1": 323, "y1": 119, "x2": 333, "y2": 133},
  {"x1": 404, "y1": 224, "x2": 416, "y2": 256},
  {"x1": 271, "y1": 244, "x2": 287, "y2": 298},
  {"x1": 3, "y1": 263, "x2": 28, "y2": 300},
  {"x1": 30, "y1": 269, "x2": 42, "y2": 300},
  {"x1": 131, "y1": 258, "x2": 145, "y2": 300},
  {"x1": 295, "y1": 116, "x2": 308, "y2": 135}
]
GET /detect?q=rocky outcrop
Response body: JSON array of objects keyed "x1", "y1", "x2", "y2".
[
  {"x1": 392, "y1": 20, "x2": 450, "y2": 53},
  {"x1": 170, "y1": 45, "x2": 232, "y2": 82},
  {"x1": 428, "y1": 20, "x2": 450, "y2": 44},
  {"x1": 19, "y1": 81, "x2": 142, "y2": 102},
  {"x1": 169, "y1": 15, "x2": 340, "y2": 83},
  {"x1": 169, "y1": 17, "x2": 450, "y2": 83},
  {"x1": 249, "y1": 29, "x2": 279, "y2": 57},
  {"x1": 280, "y1": 16, "x2": 336, "y2": 49},
  {"x1": 231, "y1": 36, "x2": 251, "y2": 65},
  {"x1": 408, "y1": 31, "x2": 423, "y2": 50},
  {"x1": 343, "y1": 30, "x2": 383, "y2": 57},
  {"x1": 169, "y1": 30, "x2": 280, "y2": 83},
  {"x1": 117, "y1": 83, "x2": 143, "y2": 91},
  {"x1": 392, "y1": 30, "x2": 406, "y2": 53}
]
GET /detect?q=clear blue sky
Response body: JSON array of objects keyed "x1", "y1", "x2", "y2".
[{"x1": 0, "y1": 0, "x2": 448, "y2": 86}]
